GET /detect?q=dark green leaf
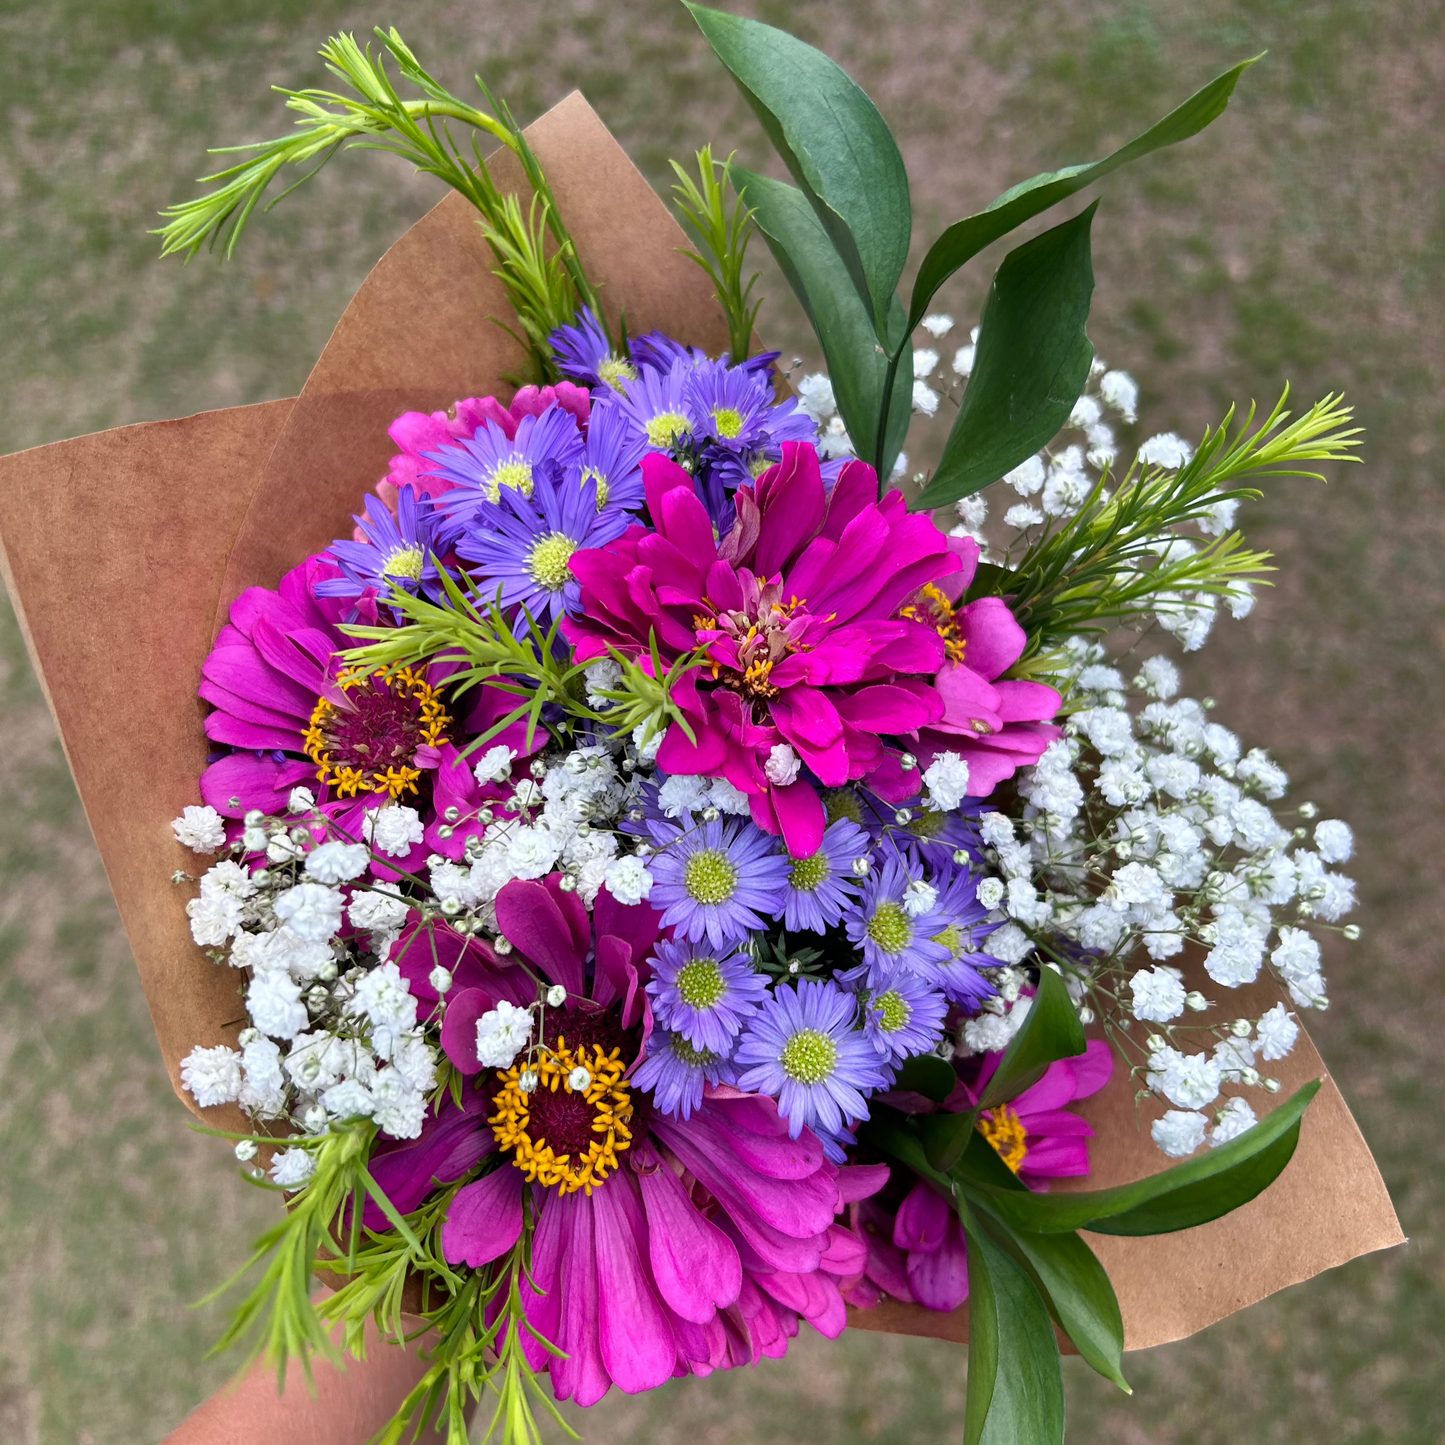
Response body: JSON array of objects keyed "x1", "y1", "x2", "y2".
[
  {"x1": 962, "y1": 1208, "x2": 1066, "y2": 1445},
  {"x1": 978, "y1": 966, "x2": 1088, "y2": 1113},
  {"x1": 856, "y1": 1104, "x2": 938, "y2": 1180},
  {"x1": 974, "y1": 1079, "x2": 1321, "y2": 1235},
  {"x1": 906, "y1": 56, "x2": 1260, "y2": 332},
  {"x1": 737, "y1": 167, "x2": 912, "y2": 479},
  {"x1": 895, "y1": 1052, "x2": 959, "y2": 1103},
  {"x1": 915, "y1": 207, "x2": 1097, "y2": 512},
  {"x1": 950, "y1": 1127, "x2": 1030, "y2": 1194},
  {"x1": 980, "y1": 1214, "x2": 1129, "y2": 1393},
  {"x1": 687, "y1": 3, "x2": 910, "y2": 334}
]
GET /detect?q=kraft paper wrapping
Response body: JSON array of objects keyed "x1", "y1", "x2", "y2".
[{"x1": 0, "y1": 91, "x2": 1401, "y2": 1352}]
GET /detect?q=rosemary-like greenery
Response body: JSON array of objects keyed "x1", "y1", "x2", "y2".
[
  {"x1": 993, "y1": 390, "x2": 1362, "y2": 667},
  {"x1": 342, "y1": 571, "x2": 704, "y2": 752},
  {"x1": 670, "y1": 147, "x2": 762, "y2": 362},
  {"x1": 155, "y1": 29, "x2": 602, "y2": 381}
]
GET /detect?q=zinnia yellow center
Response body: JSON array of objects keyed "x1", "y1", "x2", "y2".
[{"x1": 978, "y1": 1103, "x2": 1029, "y2": 1173}]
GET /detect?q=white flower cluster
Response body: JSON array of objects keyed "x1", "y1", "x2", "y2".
[
  {"x1": 983, "y1": 639, "x2": 1358, "y2": 1157},
  {"x1": 171, "y1": 737, "x2": 671, "y2": 1179}
]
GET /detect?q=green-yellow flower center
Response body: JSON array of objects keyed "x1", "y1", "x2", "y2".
[
  {"x1": 822, "y1": 788, "x2": 863, "y2": 825},
  {"x1": 867, "y1": 902, "x2": 914, "y2": 955},
  {"x1": 580, "y1": 464, "x2": 610, "y2": 509},
  {"x1": 711, "y1": 406, "x2": 745, "y2": 439},
  {"x1": 676, "y1": 957, "x2": 726, "y2": 1009},
  {"x1": 671, "y1": 1035, "x2": 718, "y2": 1067},
  {"x1": 488, "y1": 458, "x2": 535, "y2": 500},
  {"x1": 748, "y1": 451, "x2": 775, "y2": 479},
  {"x1": 875, "y1": 989, "x2": 911, "y2": 1034},
  {"x1": 381, "y1": 545, "x2": 425, "y2": 581},
  {"x1": 598, "y1": 357, "x2": 638, "y2": 393},
  {"x1": 910, "y1": 808, "x2": 946, "y2": 839},
  {"x1": 646, "y1": 411, "x2": 693, "y2": 450},
  {"x1": 526, "y1": 532, "x2": 579, "y2": 592},
  {"x1": 780, "y1": 1027, "x2": 837, "y2": 1085},
  {"x1": 684, "y1": 848, "x2": 738, "y2": 905},
  {"x1": 933, "y1": 923, "x2": 964, "y2": 959},
  {"x1": 788, "y1": 851, "x2": 831, "y2": 893}
]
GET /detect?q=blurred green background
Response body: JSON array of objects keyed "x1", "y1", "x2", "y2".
[{"x1": 1, "y1": 1, "x2": 1441, "y2": 1441}]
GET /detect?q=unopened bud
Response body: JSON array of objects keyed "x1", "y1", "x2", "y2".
[
  {"x1": 1342, "y1": 924, "x2": 1361, "y2": 941},
  {"x1": 568, "y1": 1066, "x2": 593, "y2": 1092},
  {"x1": 519, "y1": 1070, "x2": 539, "y2": 1094},
  {"x1": 851, "y1": 856, "x2": 871, "y2": 877},
  {"x1": 1263, "y1": 1077, "x2": 1281, "y2": 1094},
  {"x1": 494, "y1": 935, "x2": 514, "y2": 955},
  {"x1": 430, "y1": 965, "x2": 453, "y2": 995},
  {"x1": 1230, "y1": 1018, "x2": 1252, "y2": 1037},
  {"x1": 1184, "y1": 991, "x2": 1209, "y2": 1012},
  {"x1": 898, "y1": 752, "x2": 918, "y2": 772},
  {"x1": 234, "y1": 1139, "x2": 259, "y2": 1163},
  {"x1": 894, "y1": 808, "x2": 913, "y2": 825},
  {"x1": 558, "y1": 874, "x2": 578, "y2": 892},
  {"x1": 546, "y1": 985, "x2": 567, "y2": 1008}
]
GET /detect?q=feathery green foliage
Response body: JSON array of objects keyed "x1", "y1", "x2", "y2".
[
  {"x1": 993, "y1": 390, "x2": 1362, "y2": 663},
  {"x1": 670, "y1": 147, "x2": 763, "y2": 362},
  {"x1": 155, "y1": 29, "x2": 601, "y2": 380}
]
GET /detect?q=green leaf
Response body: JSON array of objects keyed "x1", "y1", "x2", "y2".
[
  {"x1": 981, "y1": 1215, "x2": 1129, "y2": 1393},
  {"x1": 975, "y1": 1079, "x2": 1322, "y2": 1235},
  {"x1": 906, "y1": 56, "x2": 1260, "y2": 332},
  {"x1": 915, "y1": 206, "x2": 1097, "y2": 512},
  {"x1": 686, "y1": 3, "x2": 910, "y2": 335},
  {"x1": 737, "y1": 166, "x2": 912, "y2": 478},
  {"x1": 895, "y1": 1052, "x2": 959, "y2": 1103},
  {"x1": 961, "y1": 1208, "x2": 1066, "y2": 1445}
]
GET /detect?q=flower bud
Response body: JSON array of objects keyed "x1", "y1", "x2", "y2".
[
  {"x1": 234, "y1": 1138, "x2": 259, "y2": 1163},
  {"x1": 546, "y1": 985, "x2": 567, "y2": 1008}
]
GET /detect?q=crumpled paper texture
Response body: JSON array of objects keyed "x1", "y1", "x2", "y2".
[{"x1": 0, "y1": 91, "x2": 1400, "y2": 1353}]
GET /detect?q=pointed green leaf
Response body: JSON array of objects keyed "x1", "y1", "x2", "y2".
[
  {"x1": 915, "y1": 206, "x2": 1097, "y2": 512},
  {"x1": 907, "y1": 56, "x2": 1260, "y2": 332},
  {"x1": 687, "y1": 3, "x2": 910, "y2": 335},
  {"x1": 980, "y1": 1215, "x2": 1129, "y2": 1393},
  {"x1": 973, "y1": 1079, "x2": 1321, "y2": 1235},
  {"x1": 961, "y1": 1207, "x2": 1065, "y2": 1445},
  {"x1": 895, "y1": 1052, "x2": 959, "y2": 1103},
  {"x1": 736, "y1": 166, "x2": 912, "y2": 479}
]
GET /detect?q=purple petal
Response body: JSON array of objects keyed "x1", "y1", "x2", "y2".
[
  {"x1": 637, "y1": 1155, "x2": 743, "y2": 1324},
  {"x1": 592, "y1": 1176, "x2": 678, "y2": 1394},
  {"x1": 441, "y1": 1166, "x2": 524, "y2": 1267}
]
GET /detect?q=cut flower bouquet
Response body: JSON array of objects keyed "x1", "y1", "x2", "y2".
[{"x1": 0, "y1": 9, "x2": 1403, "y2": 1444}]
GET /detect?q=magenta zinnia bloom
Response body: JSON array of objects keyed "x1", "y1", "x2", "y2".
[
  {"x1": 402, "y1": 875, "x2": 889, "y2": 1403},
  {"x1": 197, "y1": 554, "x2": 448, "y2": 820},
  {"x1": 910, "y1": 535, "x2": 1065, "y2": 796},
  {"x1": 563, "y1": 443, "x2": 960, "y2": 856}
]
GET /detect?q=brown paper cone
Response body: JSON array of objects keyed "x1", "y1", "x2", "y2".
[{"x1": 0, "y1": 91, "x2": 1400, "y2": 1352}]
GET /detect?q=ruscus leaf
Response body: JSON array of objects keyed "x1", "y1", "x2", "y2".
[
  {"x1": 687, "y1": 2, "x2": 910, "y2": 335},
  {"x1": 915, "y1": 206, "x2": 1097, "y2": 512},
  {"x1": 906, "y1": 56, "x2": 1261, "y2": 331},
  {"x1": 895, "y1": 1052, "x2": 960, "y2": 1103}
]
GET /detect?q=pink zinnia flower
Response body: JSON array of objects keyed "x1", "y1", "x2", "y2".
[
  {"x1": 381, "y1": 875, "x2": 889, "y2": 1402},
  {"x1": 563, "y1": 443, "x2": 960, "y2": 855},
  {"x1": 852, "y1": 1039, "x2": 1112, "y2": 1312},
  {"x1": 909, "y1": 534, "x2": 1064, "y2": 796}
]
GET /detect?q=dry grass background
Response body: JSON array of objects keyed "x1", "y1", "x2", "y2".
[{"x1": 0, "y1": 1, "x2": 1441, "y2": 1441}]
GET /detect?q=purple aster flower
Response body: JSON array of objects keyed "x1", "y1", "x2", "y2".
[
  {"x1": 316, "y1": 485, "x2": 450, "y2": 607},
  {"x1": 631, "y1": 1025, "x2": 737, "y2": 1120},
  {"x1": 926, "y1": 865, "x2": 1003, "y2": 1006},
  {"x1": 451, "y1": 464, "x2": 629, "y2": 625},
  {"x1": 548, "y1": 306, "x2": 639, "y2": 393},
  {"x1": 686, "y1": 360, "x2": 777, "y2": 454},
  {"x1": 734, "y1": 979, "x2": 890, "y2": 1139},
  {"x1": 645, "y1": 813, "x2": 790, "y2": 949},
  {"x1": 781, "y1": 817, "x2": 870, "y2": 933},
  {"x1": 842, "y1": 856, "x2": 954, "y2": 989},
  {"x1": 571, "y1": 396, "x2": 647, "y2": 515},
  {"x1": 631, "y1": 330, "x2": 780, "y2": 379},
  {"x1": 646, "y1": 937, "x2": 768, "y2": 1054},
  {"x1": 425, "y1": 402, "x2": 585, "y2": 513},
  {"x1": 862, "y1": 971, "x2": 950, "y2": 1063},
  {"x1": 901, "y1": 798, "x2": 985, "y2": 872},
  {"x1": 614, "y1": 359, "x2": 699, "y2": 454}
]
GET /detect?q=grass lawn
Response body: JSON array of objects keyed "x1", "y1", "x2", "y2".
[{"x1": 0, "y1": 2, "x2": 1440, "y2": 1441}]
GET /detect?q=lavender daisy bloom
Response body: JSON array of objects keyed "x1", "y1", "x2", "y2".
[
  {"x1": 646, "y1": 937, "x2": 769, "y2": 1054},
  {"x1": 646, "y1": 813, "x2": 790, "y2": 949},
  {"x1": 548, "y1": 306, "x2": 639, "y2": 393},
  {"x1": 862, "y1": 972, "x2": 951, "y2": 1063},
  {"x1": 632, "y1": 1026, "x2": 737, "y2": 1121},
  {"x1": 686, "y1": 360, "x2": 777, "y2": 454},
  {"x1": 632, "y1": 330, "x2": 780, "y2": 379},
  {"x1": 425, "y1": 403, "x2": 584, "y2": 509},
  {"x1": 782, "y1": 817, "x2": 870, "y2": 933},
  {"x1": 615, "y1": 359, "x2": 698, "y2": 453},
  {"x1": 927, "y1": 865, "x2": 1003, "y2": 1006},
  {"x1": 452, "y1": 465, "x2": 629, "y2": 625},
  {"x1": 842, "y1": 856, "x2": 954, "y2": 989},
  {"x1": 316, "y1": 485, "x2": 449, "y2": 606},
  {"x1": 734, "y1": 979, "x2": 890, "y2": 1140},
  {"x1": 571, "y1": 396, "x2": 647, "y2": 515}
]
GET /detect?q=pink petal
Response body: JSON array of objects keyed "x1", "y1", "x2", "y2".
[
  {"x1": 893, "y1": 1179, "x2": 951, "y2": 1253},
  {"x1": 494, "y1": 880, "x2": 586, "y2": 997},
  {"x1": 906, "y1": 1218, "x2": 970, "y2": 1311},
  {"x1": 441, "y1": 1166, "x2": 523, "y2": 1267},
  {"x1": 439, "y1": 987, "x2": 494, "y2": 1075},
  {"x1": 956, "y1": 597, "x2": 1027, "y2": 680},
  {"x1": 592, "y1": 1176, "x2": 678, "y2": 1394},
  {"x1": 638, "y1": 1155, "x2": 743, "y2": 1323}
]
